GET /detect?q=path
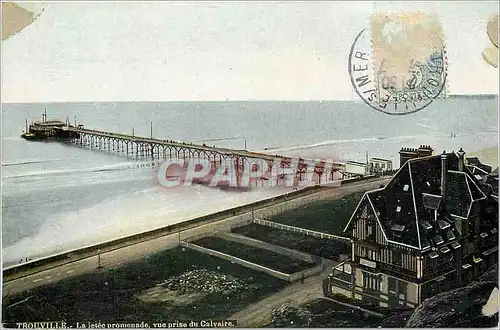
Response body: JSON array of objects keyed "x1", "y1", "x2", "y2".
[{"x1": 229, "y1": 260, "x2": 336, "y2": 327}]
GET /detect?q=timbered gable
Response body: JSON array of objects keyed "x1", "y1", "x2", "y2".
[{"x1": 345, "y1": 194, "x2": 388, "y2": 246}]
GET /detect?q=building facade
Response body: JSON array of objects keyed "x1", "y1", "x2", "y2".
[
  {"x1": 345, "y1": 161, "x2": 368, "y2": 176},
  {"x1": 326, "y1": 148, "x2": 498, "y2": 309},
  {"x1": 369, "y1": 158, "x2": 393, "y2": 174}
]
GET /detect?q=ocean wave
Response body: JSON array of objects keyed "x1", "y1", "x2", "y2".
[
  {"x1": 1, "y1": 159, "x2": 65, "y2": 167},
  {"x1": 260, "y1": 134, "x2": 444, "y2": 153},
  {"x1": 2, "y1": 185, "x2": 285, "y2": 266},
  {"x1": 2, "y1": 161, "x2": 156, "y2": 179}
]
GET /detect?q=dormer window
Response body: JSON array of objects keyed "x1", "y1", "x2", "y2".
[
  {"x1": 433, "y1": 235, "x2": 444, "y2": 245},
  {"x1": 391, "y1": 224, "x2": 405, "y2": 238},
  {"x1": 440, "y1": 246, "x2": 450, "y2": 254},
  {"x1": 403, "y1": 184, "x2": 409, "y2": 191},
  {"x1": 438, "y1": 220, "x2": 451, "y2": 230},
  {"x1": 422, "y1": 221, "x2": 433, "y2": 230},
  {"x1": 445, "y1": 230, "x2": 455, "y2": 241},
  {"x1": 391, "y1": 224, "x2": 405, "y2": 232}
]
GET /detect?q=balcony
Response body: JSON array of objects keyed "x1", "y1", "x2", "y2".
[{"x1": 329, "y1": 260, "x2": 354, "y2": 290}]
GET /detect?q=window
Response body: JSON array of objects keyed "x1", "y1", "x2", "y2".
[
  {"x1": 361, "y1": 248, "x2": 376, "y2": 260},
  {"x1": 388, "y1": 277, "x2": 397, "y2": 292},
  {"x1": 381, "y1": 163, "x2": 385, "y2": 169},
  {"x1": 367, "y1": 225, "x2": 373, "y2": 236}
]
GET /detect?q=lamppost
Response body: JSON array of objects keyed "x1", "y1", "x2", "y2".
[{"x1": 97, "y1": 249, "x2": 102, "y2": 269}]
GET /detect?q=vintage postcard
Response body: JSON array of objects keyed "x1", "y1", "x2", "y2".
[{"x1": 1, "y1": 1, "x2": 498, "y2": 328}]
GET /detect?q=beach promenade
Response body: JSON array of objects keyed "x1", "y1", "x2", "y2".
[{"x1": 3, "y1": 177, "x2": 390, "y2": 297}]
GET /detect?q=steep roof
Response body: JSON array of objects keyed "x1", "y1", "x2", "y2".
[
  {"x1": 465, "y1": 157, "x2": 493, "y2": 174},
  {"x1": 345, "y1": 152, "x2": 489, "y2": 251}
]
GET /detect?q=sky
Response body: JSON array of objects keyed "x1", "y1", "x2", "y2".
[{"x1": 2, "y1": 1, "x2": 498, "y2": 102}]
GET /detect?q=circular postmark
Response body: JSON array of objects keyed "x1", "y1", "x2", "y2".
[{"x1": 348, "y1": 29, "x2": 447, "y2": 115}]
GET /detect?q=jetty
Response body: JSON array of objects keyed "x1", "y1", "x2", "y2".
[{"x1": 21, "y1": 115, "x2": 368, "y2": 182}]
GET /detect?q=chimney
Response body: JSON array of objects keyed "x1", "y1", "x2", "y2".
[
  {"x1": 441, "y1": 151, "x2": 447, "y2": 198},
  {"x1": 457, "y1": 147, "x2": 465, "y2": 172},
  {"x1": 418, "y1": 145, "x2": 434, "y2": 157},
  {"x1": 399, "y1": 147, "x2": 419, "y2": 167}
]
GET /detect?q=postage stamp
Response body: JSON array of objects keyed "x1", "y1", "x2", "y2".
[{"x1": 349, "y1": 12, "x2": 448, "y2": 115}]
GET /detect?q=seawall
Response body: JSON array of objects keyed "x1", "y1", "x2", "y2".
[{"x1": 3, "y1": 175, "x2": 389, "y2": 283}]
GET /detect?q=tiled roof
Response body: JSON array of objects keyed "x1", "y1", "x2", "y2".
[
  {"x1": 345, "y1": 151, "x2": 493, "y2": 251},
  {"x1": 466, "y1": 157, "x2": 480, "y2": 164},
  {"x1": 445, "y1": 171, "x2": 470, "y2": 218},
  {"x1": 486, "y1": 175, "x2": 499, "y2": 197},
  {"x1": 466, "y1": 175, "x2": 487, "y2": 201},
  {"x1": 467, "y1": 165, "x2": 489, "y2": 176},
  {"x1": 465, "y1": 157, "x2": 493, "y2": 174}
]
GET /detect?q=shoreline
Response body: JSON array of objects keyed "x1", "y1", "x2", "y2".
[{"x1": 3, "y1": 177, "x2": 389, "y2": 296}]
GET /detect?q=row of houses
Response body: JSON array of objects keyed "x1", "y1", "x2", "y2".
[
  {"x1": 345, "y1": 158, "x2": 393, "y2": 176},
  {"x1": 345, "y1": 145, "x2": 435, "y2": 176},
  {"x1": 326, "y1": 145, "x2": 498, "y2": 309}
]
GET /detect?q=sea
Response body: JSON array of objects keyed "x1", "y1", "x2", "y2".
[{"x1": 1, "y1": 98, "x2": 498, "y2": 266}]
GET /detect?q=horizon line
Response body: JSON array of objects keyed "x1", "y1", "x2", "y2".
[{"x1": 2, "y1": 94, "x2": 498, "y2": 104}]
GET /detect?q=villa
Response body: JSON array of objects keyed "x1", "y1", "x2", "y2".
[{"x1": 325, "y1": 147, "x2": 498, "y2": 308}]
